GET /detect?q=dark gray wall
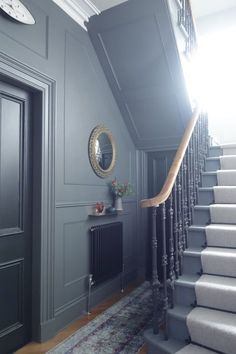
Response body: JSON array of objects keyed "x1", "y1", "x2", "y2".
[
  {"x1": 87, "y1": 0, "x2": 192, "y2": 151},
  {"x1": 0, "y1": 0, "x2": 147, "y2": 341}
]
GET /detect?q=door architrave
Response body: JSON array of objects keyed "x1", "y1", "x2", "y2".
[{"x1": 0, "y1": 52, "x2": 56, "y2": 342}]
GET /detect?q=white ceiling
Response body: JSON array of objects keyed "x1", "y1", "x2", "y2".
[
  {"x1": 52, "y1": 0, "x2": 236, "y2": 30},
  {"x1": 191, "y1": 0, "x2": 236, "y2": 19}
]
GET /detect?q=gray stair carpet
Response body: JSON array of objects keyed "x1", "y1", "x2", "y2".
[
  {"x1": 182, "y1": 144, "x2": 236, "y2": 353},
  {"x1": 209, "y1": 204, "x2": 236, "y2": 224},
  {"x1": 223, "y1": 146, "x2": 236, "y2": 156},
  {"x1": 206, "y1": 224, "x2": 236, "y2": 248},
  {"x1": 213, "y1": 186, "x2": 236, "y2": 203},
  {"x1": 201, "y1": 247, "x2": 236, "y2": 277},
  {"x1": 217, "y1": 170, "x2": 236, "y2": 185},
  {"x1": 195, "y1": 274, "x2": 236, "y2": 312},
  {"x1": 220, "y1": 155, "x2": 236, "y2": 169},
  {"x1": 187, "y1": 307, "x2": 236, "y2": 354}
]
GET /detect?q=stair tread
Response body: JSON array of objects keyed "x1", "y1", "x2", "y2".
[
  {"x1": 194, "y1": 205, "x2": 210, "y2": 210},
  {"x1": 196, "y1": 274, "x2": 236, "y2": 313},
  {"x1": 202, "y1": 171, "x2": 217, "y2": 176},
  {"x1": 198, "y1": 187, "x2": 213, "y2": 191},
  {"x1": 213, "y1": 186, "x2": 236, "y2": 190},
  {"x1": 187, "y1": 307, "x2": 236, "y2": 353},
  {"x1": 175, "y1": 274, "x2": 200, "y2": 287},
  {"x1": 188, "y1": 225, "x2": 206, "y2": 231},
  {"x1": 206, "y1": 223, "x2": 236, "y2": 231},
  {"x1": 217, "y1": 169, "x2": 236, "y2": 172},
  {"x1": 184, "y1": 247, "x2": 202, "y2": 257},
  {"x1": 220, "y1": 154, "x2": 236, "y2": 159},
  {"x1": 205, "y1": 157, "x2": 219, "y2": 161},
  {"x1": 203, "y1": 247, "x2": 236, "y2": 256},
  {"x1": 176, "y1": 343, "x2": 217, "y2": 354},
  {"x1": 210, "y1": 203, "x2": 236, "y2": 207},
  {"x1": 197, "y1": 274, "x2": 236, "y2": 289},
  {"x1": 221, "y1": 143, "x2": 236, "y2": 149}
]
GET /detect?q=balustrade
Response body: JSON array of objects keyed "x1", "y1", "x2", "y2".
[
  {"x1": 141, "y1": 112, "x2": 209, "y2": 338},
  {"x1": 176, "y1": 0, "x2": 197, "y2": 56}
]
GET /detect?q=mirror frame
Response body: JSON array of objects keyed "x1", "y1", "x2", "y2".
[{"x1": 88, "y1": 125, "x2": 116, "y2": 178}]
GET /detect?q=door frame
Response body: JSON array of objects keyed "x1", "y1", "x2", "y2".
[{"x1": 0, "y1": 52, "x2": 56, "y2": 342}]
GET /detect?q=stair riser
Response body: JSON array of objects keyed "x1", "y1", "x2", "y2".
[
  {"x1": 193, "y1": 208, "x2": 210, "y2": 226},
  {"x1": 146, "y1": 342, "x2": 167, "y2": 354},
  {"x1": 144, "y1": 331, "x2": 186, "y2": 354},
  {"x1": 201, "y1": 174, "x2": 217, "y2": 188},
  {"x1": 205, "y1": 159, "x2": 220, "y2": 172},
  {"x1": 175, "y1": 285, "x2": 196, "y2": 307},
  {"x1": 168, "y1": 313, "x2": 190, "y2": 342},
  {"x1": 198, "y1": 190, "x2": 214, "y2": 205},
  {"x1": 223, "y1": 148, "x2": 236, "y2": 155},
  {"x1": 183, "y1": 255, "x2": 202, "y2": 275},
  {"x1": 210, "y1": 208, "x2": 236, "y2": 224},
  {"x1": 208, "y1": 147, "x2": 222, "y2": 157},
  {"x1": 187, "y1": 228, "x2": 206, "y2": 248}
]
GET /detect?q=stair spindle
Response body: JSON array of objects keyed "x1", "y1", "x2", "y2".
[
  {"x1": 151, "y1": 206, "x2": 161, "y2": 335},
  {"x1": 168, "y1": 192, "x2": 175, "y2": 308}
]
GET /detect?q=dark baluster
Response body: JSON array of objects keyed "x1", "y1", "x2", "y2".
[
  {"x1": 183, "y1": 154, "x2": 189, "y2": 248},
  {"x1": 151, "y1": 207, "x2": 161, "y2": 335},
  {"x1": 168, "y1": 193, "x2": 175, "y2": 308},
  {"x1": 190, "y1": 137, "x2": 195, "y2": 221},
  {"x1": 174, "y1": 182, "x2": 180, "y2": 278},
  {"x1": 187, "y1": 145, "x2": 192, "y2": 225},
  {"x1": 178, "y1": 172, "x2": 183, "y2": 274},
  {"x1": 181, "y1": 163, "x2": 186, "y2": 250},
  {"x1": 200, "y1": 118, "x2": 204, "y2": 181},
  {"x1": 193, "y1": 129, "x2": 197, "y2": 205},
  {"x1": 195, "y1": 123, "x2": 200, "y2": 200},
  {"x1": 162, "y1": 202, "x2": 168, "y2": 340}
]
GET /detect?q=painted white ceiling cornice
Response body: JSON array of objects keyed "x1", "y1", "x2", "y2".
[
  {"x1": 52, "y1": 0, "x2": 128, "y2": 30},
  {"x1": 52, "y1": 0, "x2": 100, "y2": 30}
]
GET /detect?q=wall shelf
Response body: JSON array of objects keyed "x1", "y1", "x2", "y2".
[{"x1": 88, "y1": 212, "x2": 118, "y2": 217}]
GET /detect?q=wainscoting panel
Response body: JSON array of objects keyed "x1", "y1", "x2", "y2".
[
  {"x1": 54, "y1": 201, "x2": 138, "y2": 322},
  {"x1": 0, "y1": 260, "x2": 23, "y2": 337}
]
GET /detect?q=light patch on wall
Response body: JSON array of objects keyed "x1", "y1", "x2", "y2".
[{"x1": 187, "y1": 26, "x2": 236, "y2": 144}]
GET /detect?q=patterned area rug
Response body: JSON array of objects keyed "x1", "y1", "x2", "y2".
[{"x1": 47, "y1": 282, "x2": 152, "y2": 354}]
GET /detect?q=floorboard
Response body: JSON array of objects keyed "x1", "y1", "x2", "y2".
[{"x1": 15, "y1": 280, "x2": 148, "y2": 354}]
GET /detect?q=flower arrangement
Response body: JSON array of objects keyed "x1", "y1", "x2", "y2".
[{"x1": 109, "y1": 178, "x2": 133, "y2": 198}]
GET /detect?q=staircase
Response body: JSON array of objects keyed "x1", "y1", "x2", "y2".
[{"x1": 146, "y1": 143, "x2": 236, "y2": 353}]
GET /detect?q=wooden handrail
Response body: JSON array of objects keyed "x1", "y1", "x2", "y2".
[{"x1": 140, "y1": 106, "x2": 200, "y2": 208}]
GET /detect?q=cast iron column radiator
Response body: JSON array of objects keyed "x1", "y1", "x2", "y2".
[{"x1": 87, "y1": 221, "x2": 124, "y2": 313}]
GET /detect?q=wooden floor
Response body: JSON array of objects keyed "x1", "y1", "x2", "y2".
[{"x1": 15, "y1": 280, "x2": 148, "y2": 354}]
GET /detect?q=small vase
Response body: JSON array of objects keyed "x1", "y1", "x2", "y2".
[{"x1": 115, "y1": 197, "x2": 123, "y2": 211}]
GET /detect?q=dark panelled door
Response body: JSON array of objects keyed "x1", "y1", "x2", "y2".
[{"x1": 0, "y1": 81, "x2": 32, "y2": 353}]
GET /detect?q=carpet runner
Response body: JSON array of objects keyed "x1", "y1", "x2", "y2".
[
  {"x1": 46, "y1": 282, "x2": 153, "y2": 354},
  {"x1": 183, "y1": 145, "x2": 236, "y2": 354},
  {"x1": 217, "y1": 170, "x2": 236, "y2": 185}
]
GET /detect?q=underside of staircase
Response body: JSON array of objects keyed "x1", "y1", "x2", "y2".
[{"x1": 145, "y1": 143, "x2": 236, "y2": 354}]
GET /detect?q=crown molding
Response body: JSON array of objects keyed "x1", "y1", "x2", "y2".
[{"x1": 52, "y1": 0, "x2": 100, "y2": 30}]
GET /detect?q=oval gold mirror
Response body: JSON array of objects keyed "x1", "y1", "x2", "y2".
[{"x1": 88, "y1": 125, "x2": 116, "y2": 178}]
